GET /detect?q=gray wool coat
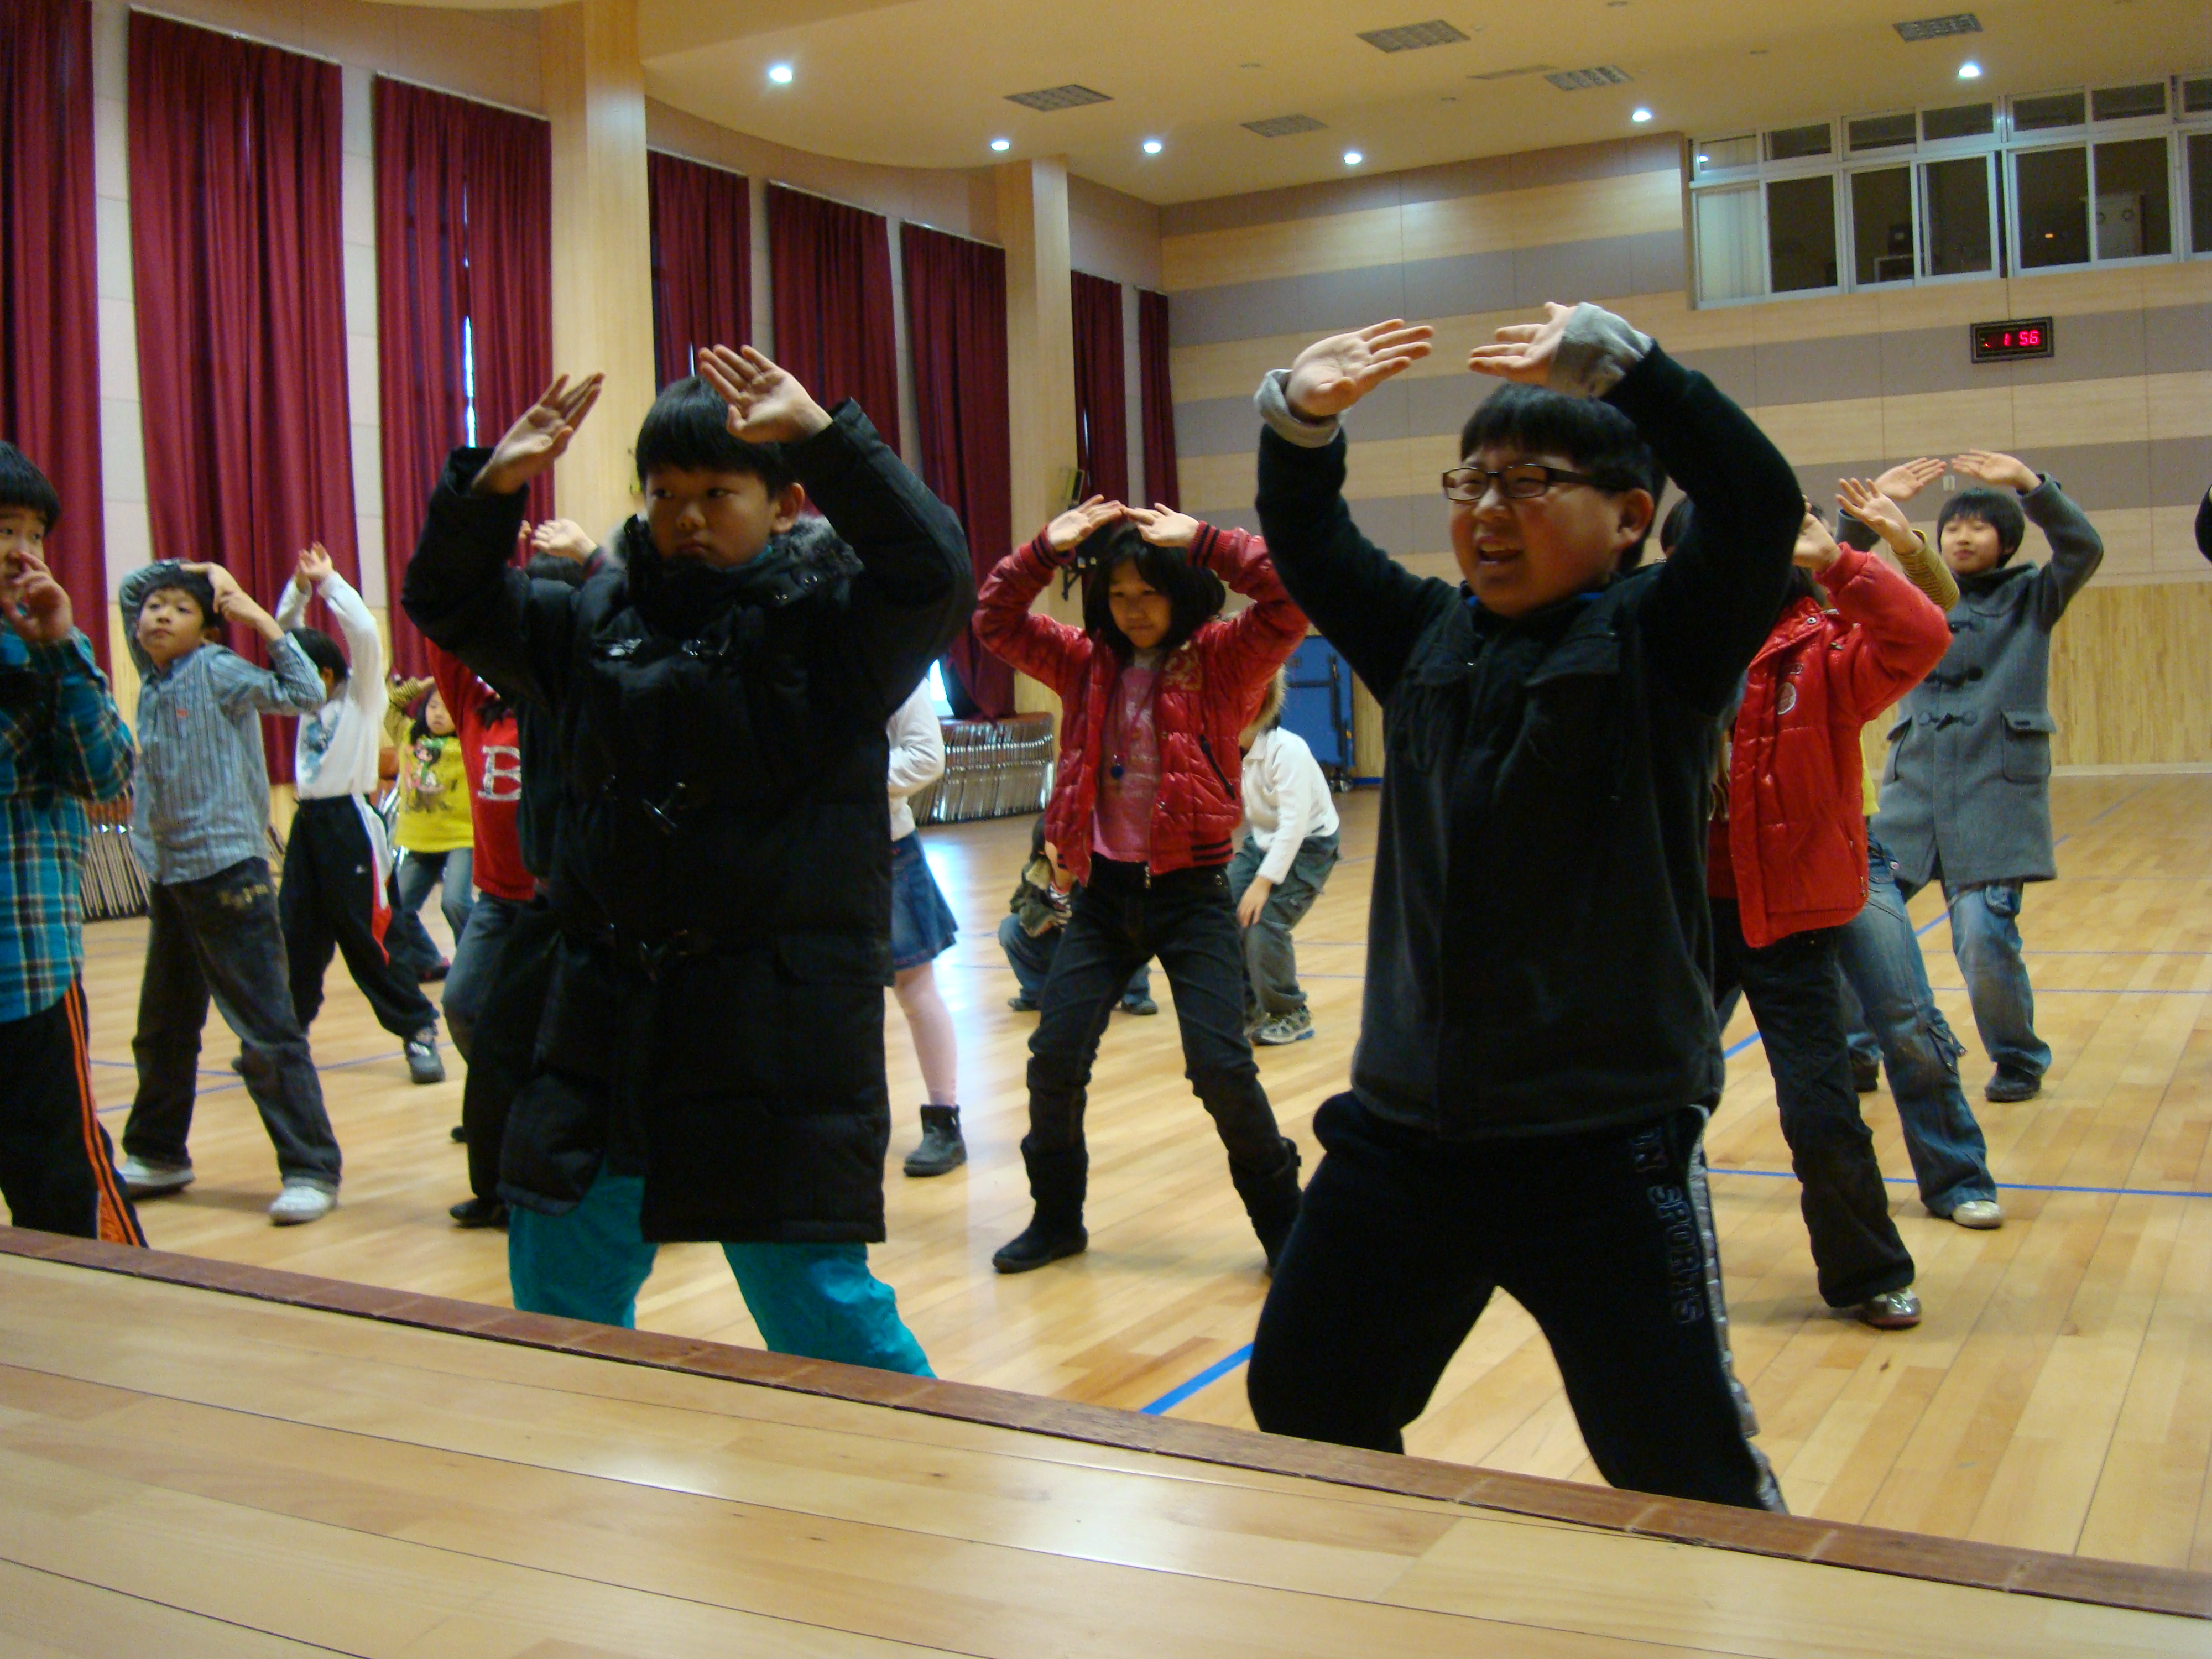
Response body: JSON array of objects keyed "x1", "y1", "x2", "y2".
[{"x1": 1872, "y1": 477, "x2": 2103, "y2": 893}]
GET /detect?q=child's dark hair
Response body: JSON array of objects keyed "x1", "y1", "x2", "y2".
[
  {"x1": 634, "y1": 376, "x2": 792, "y2": 491},
  {"x1": 1658, "y1": 497, "x2": 1693, "y2": 557},
  {"x1": 136, "y1": 562, "x2": 218, "y2": 632},
  {"x1": 0, "y1": 442, "x2": 61, "y2": 530},
  {"x1": 288, "y1": 626, "x2": 348, "y2": 686},
  {"x1": 1076, "y1": 524, "x2": 1227, "y2": 659},
  {"x1": 1459, "y1": 384, "x2": 1664, "y2": 571},
  {"x1": 1937, "y1": 487, "x2": 2026, "y2": 562}
]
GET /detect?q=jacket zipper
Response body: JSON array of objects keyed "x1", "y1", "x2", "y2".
[{"x1": 1196, "y1": 735, "x2": 1237, "y2": 800}]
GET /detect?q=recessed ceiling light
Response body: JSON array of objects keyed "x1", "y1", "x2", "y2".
[
  {"x1": 1631, "y1": 107, "x2": 1653, "y2": 122},
  {"x1": 1142, "y1": 138, "x2": 1163, "y2": 154},
  {"x1": 1344, "y1": 149, "x2": 1364, "y2": 165},
  {"x1": 1957, "y1": 60, "x2": 1983, "y2": 77},
  {"x1": 768, "y1": 62, "x2": 794, "y2": 84},
  {"x1": 990, "y1": 137, "x2": 1011, "y2": 152}
]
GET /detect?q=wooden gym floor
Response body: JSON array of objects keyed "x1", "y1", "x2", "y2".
[{"x1": 49, "y1": 774, "x2": 2212, "y2": 1576}]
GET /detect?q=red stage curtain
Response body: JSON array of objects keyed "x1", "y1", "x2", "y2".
[
  {"x1": 1, "y1": 0, "x2": 106, "y2": 667},
  {"x1": 374, "y1": 77, "x2": 551, "y2": 674},
  {"x1": 902, "y1": 225, "x2": 1013, "y2": 719},
  {"x1": 649, "y1": 152, "x2": 751, "y2": 390},
  {"x1": 1071, "y1": 272, "x2": 1127, "y2": 506},
  {"x1": 128, "y1": 12, "x2": 356, "y2": 780},
  {"x1": 765, "y1": 184, "x2": 900, "y2": 452},
  {"x1": 1138, "y1": 289, "x2": 1180, "y2": 512}
]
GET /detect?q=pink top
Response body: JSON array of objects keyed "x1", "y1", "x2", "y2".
[{"x1": 1091, "y1": 655, "x2": 1161, "y2": 864}]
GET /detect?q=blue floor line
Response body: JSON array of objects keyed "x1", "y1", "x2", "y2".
[
  {"x1": 1141, "y1": 1343, "x2": 1254, "y2": 1415},
  {"x1": 92, "y1": 1050, "x2": 408, "y2": 1113}
]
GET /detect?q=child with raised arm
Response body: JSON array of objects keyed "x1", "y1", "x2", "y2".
[
  {"x1": 403, "y1": 348, "x2": 972, "y2": 1365},
  {"x1": 0, "y1": 444, "x2": 141, "y2": 1243},
  {"x1": 115, "y1": 559, "x2": 344, "y2": 1224},
  {"x1": 1229, "y1": 669, "x2": 1340, "y2": 1046},
  {"x1": 1243, "y1": 302, "x2": 1801, "y2": 1510},
  {"x1": 384, "y1": 674, "x2": 473, "y2": 979},
  {"x1": 975, "y1": 499, "x2": 1308, "y2": 1274},
  {"x1": 274, "y1": 545, "x2": 446, "y2": 1090},
  {"x1": 1873, "y1": 451, "x2": 2104, "y2": 1104}
]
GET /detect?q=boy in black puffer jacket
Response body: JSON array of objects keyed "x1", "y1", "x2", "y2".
[{"x1": 403, "y1": 347, "x2": 973, "y2": 1367}]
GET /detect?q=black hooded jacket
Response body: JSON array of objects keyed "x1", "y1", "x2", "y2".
[{"x1": 401, "y1": 403, "x2": 974, "y2": 1241}]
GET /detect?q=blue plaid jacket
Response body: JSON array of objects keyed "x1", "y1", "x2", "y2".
[{"x1": 0, "y1": 630, "x2": 135, "y2": 1022}]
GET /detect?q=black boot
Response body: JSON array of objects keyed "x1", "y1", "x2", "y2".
[
  {"x1": 903, "y1": 1105, "x2": 967, "y2": 1177},
  {"x1": 448, "y1": 1196, "x2": 508, "y2": 1229},
  {"x1": 993, "y1": 1141, "x2": 1088, "y2": 1273},
  {"x1": 1232, "y1": 1136, "x2": 1303, "y2": 1274}
]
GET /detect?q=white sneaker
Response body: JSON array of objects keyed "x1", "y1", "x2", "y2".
[
  {"x1": 1949, "y1": 1198, "x2": 2004, "y2": 1229},
  {"x1": 268, "y1": 1181, "x2": 336, "y2": 1225},
  {"x1": 116, "y1": 1155, "x2": 194, "y2": 1197}
]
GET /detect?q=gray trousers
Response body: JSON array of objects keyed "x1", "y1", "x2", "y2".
[{"x1": 1227, "y1": 832, "x2": 1340, "y2": 1018}]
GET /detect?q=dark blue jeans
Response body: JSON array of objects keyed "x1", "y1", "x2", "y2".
[
  {"x1": 997, "y1": 913, "x2": 1149, "y2": 1006},
  {"x1": 1838, "y1": 838, "x2": 1995, "y2": 1213}
]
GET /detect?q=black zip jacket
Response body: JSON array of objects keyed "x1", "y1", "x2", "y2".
[{"x1": 1257, "y1": 346, "x2": 1800, "y2": 1140}]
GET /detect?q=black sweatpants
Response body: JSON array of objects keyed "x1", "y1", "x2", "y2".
[
  {"x1": 1249, "y1": 1093, "x2": 1782, "y2": 1512},
  {"x1": 1710, "y1": 899, "x2": 1915, "y2": 1308},
  {"x1": 281, "y1": 797, "x2": 439, "y2": 1041},
  {"x1": 463, "y1": 898, "x2": 560, "y2": 1204},
  {"x1": 0, "y1": 983, "x2": 143, "y2": 1243}
]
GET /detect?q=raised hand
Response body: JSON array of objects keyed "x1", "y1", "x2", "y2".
[
  {"x1": 179, "y1": 561, "x2": 246, "y2": 618},
  {"x1": 1126, "y1": 504, "x2": 1201, "y2": 549},
  {"x1": 697, "y1": 345, "x2": 831, "y2": 444},
  {"x1": 530, "y1": 518, "x2": 598, "y2": 564},
  {"x1": 294, "y1": 541, "x2": 335, "y2": 593},
  {"x1": 1952, "y1": 449, "x2": 2038, "y2": 493},
  {"x1": 1045, "y1": 495, "x2": 1124, "y2": 555},
  {"x1": 0, "y1": 547, "x2": 75, "y2": 645},
  {"x1": 473, "y1": 374, "x2": 604, "y2": 498},
  {"x1": 1467, "y1": 301, "x2": 1579, "y2": 386},
  {"x1": 1837, "y1": 478, "x2": 1915, "y2": 552},
  {"x1": 1871, "y1": 456, "x2": 1946, "y2": 504},
  {"x1": 1285, "y1": 320, "x2": 1434, "y2": 420}
]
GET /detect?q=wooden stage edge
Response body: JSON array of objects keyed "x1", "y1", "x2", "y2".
[{"x1": 8, "y1": 1225, "x2": 2206, "y2": 1623}]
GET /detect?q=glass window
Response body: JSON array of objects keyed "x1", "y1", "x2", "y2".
[
  {"x1": 1922, "y1": 155, "x2": 1995, "y2": 276},
  {"x1": 2013, "y1": 91, "x2": 2087, "y2": 133},
  {"x1": 2091, "y1": 82, "x2": 2166, "y2": 121},
  {"x1": 2016, "y1": 146, "x2": 2090, "y2": 267},
  {"x1": 1922, "y1": 101, "x2": 1995, "y2": 142},
  {"x1": 1767, "y1": 122, "x2": 1832, "y2": 162},
  {"x1": 1852, "y1": 167, "x2": 1917, "y2": 283},
  {"x1": 2190, "y1": 132, "x2": 2212, "y2": 255},
  {"x1": 1767, "y1": 174, "x2": 1838, "y2": 291},
  {"x1": 1849, "y1": 112, "x2": 1917, "y2": 153},
  {"x1": 1695, "y1": 185, "x2": 1763, "y2": 301},
  {"x1": 2095, "y1": 137, "x2": 2173, "y2": 259},
  {"x1": 2185, "y1": 76, "x2": 2212, "y2": 116},
  {"x1": 1695, "y1": 134, "x2": 1757, "y2": 174}
]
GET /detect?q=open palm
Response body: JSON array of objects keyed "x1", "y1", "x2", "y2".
[
  {"x1": 476, "y1": 375, "x2": 603, "y2": 497},
  {"x1": 1286, "y1": 321, "x2": 1434, "y2": 419},
  {"x1": 699, "y1": 345, "x2": 831, "y2": 444}
]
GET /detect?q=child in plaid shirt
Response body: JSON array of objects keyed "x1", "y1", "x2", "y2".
[{"x1": 0, "y1": 444, "x2": 141, "y2": 1243}]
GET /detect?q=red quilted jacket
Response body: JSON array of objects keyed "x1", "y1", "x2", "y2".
[
  {"x1": 977, "y1": 524, "x2": 1307, "y2": 883},
  {"x1": 1710, "y1": 541, "x2": 1950, "y2": 948}
]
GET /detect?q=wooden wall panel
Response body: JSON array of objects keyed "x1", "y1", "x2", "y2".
[{"x1": 2051, "y1": 582, "x2": 2212, "y2": 768}]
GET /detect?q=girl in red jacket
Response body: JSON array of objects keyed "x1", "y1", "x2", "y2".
[
  {"x1": 1707, "y1": 484, "x2": 1952, "y2": 1331},
  {"x1": 978, "y1": 498, "x2": 1308, "y2": 1274}
]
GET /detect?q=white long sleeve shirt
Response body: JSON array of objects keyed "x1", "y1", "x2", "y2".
[
  {"x1": 1240, "y1": 726, "x2": 1339, "y2": 885},
  {"x1": 886, "y1": 680, "x2": 945, "y2": 843},
  {"x1": 277, "y1": 570, "x2": 385, "y2": 801}
]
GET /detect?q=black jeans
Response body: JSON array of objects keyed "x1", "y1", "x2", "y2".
[
  {"x1": 125, "y1": 858, "x2": 341, "y2": 1187},
  {"x1": 0, "y1": 983, "x2": 143, "y2": 1242},
  {"x1": 1710, "y1": 899, "x2": 1914, "y2": 1308},
  {"x1": 1025, "y1": 858, "x2": 1291, "y2": 1206},
  {"x1": 281, "y1": 797, "x2": 440, "y2": 1041},
  {"x1": 1250, "y1": 1093, "x2": 1782, "y2": 1512},
  {"x1": 463, "y1": 898, "x2": 560, "y2": 1204}
]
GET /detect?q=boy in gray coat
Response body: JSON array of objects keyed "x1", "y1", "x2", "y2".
[{"x1": 1872, "y1": 449, "x2": 2104, "y2": 1104}]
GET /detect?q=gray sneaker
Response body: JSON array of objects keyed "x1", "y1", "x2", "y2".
[
  {"x1": 1948, "y1": 1198, "x2": 2004, "y2": 1229},
  {"x1": 1855, "y1": 1289, "x2": 1922, "y2": 1329},
  {"x1": 405, "y1": 1032, "x2": 445, "y2": 1085},
  {"x1": 116, "y1": 1155, "x2": 194, "y2": 1197},
  {"x1": 1253, "y1": 1008, "x2": 1315, "y2": 1046}
]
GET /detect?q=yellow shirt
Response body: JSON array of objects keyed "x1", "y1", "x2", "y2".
[
  {"x1": 1860, "y1": 528, "x2": 1958, "y2": 816},
  {"x1": 384, "y1": 692, "x2": 474, "y2": 853}
]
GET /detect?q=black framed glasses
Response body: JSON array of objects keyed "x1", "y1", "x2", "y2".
[{"x1": 1441, "y1": 463, "x2": 1601, "y2": 504}]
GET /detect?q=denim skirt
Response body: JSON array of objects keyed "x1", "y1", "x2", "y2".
[{"x1": 889, "y1": 832, "x2": 959, "y2": 971}]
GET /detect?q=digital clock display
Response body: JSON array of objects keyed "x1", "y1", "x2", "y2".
[{"x1": 1971, "y1": 318, "x2": 2054, "y2": 362}]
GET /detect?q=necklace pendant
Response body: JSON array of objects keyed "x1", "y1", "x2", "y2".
[{"x1": 1109, "y1": 760, "x2": 1125, "y2": 781}]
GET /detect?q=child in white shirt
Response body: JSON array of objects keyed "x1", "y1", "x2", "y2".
[{"x1": 1229, "y1": 670, "x2": 1340, "y2": 1044}]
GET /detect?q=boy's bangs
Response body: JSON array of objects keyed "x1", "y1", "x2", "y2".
[
  {"x1": 1938, "y1": 487, "x2": 2026, "y2": 559},
  {"x1": 138, "y1": 563, "x2": 217, "y2": 628},
  {"x1": 1457, "y1": 383, "x2": 1660, "y2": 497},
  {"x1": 634, "y1": 377, "x2": 790, "y2": 489},
  {"x1": 0, "y1": 442, "x2": 62, "y2": 530}
]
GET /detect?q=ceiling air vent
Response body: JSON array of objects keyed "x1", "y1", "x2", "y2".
[
  {"x1": 1243, "y1": 114, "x2": 1328, "y2": 138},
  {"x1": 1468, "y1": 63, "x2": 1555, "y2": 81},
  {"x1": 1545, "y1": 66, "x2": 1632, "y2": 91},
  {"x1": 1357, "y1": 20, "x2": 1470, "y2": 52},
  {"x1": 1892, "y1": 13, "x2": 1981, "y2": 40},
  {"x1": 1004, "y1": 84, "x2": 1112, "y2": 112}
]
